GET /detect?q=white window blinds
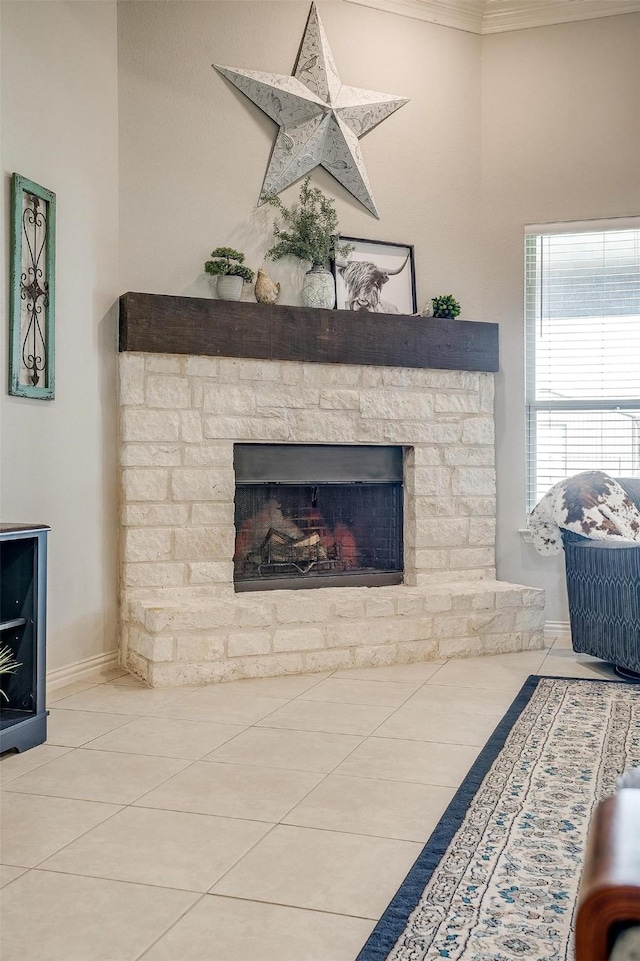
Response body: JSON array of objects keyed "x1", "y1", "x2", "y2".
[{"x1": 525, "y1": 222, "x2": 640, "y2": 512}]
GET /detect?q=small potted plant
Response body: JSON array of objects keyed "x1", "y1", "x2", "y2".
[
  {"x1": 204, "y1": 247, "x2": 255, "y2": 301},
  {"x1": 261, "y1": 177, "x2": 352, "y2": 308},
  {"x1": 431, "y1": 294, "x2": 461, "y2": 319}
]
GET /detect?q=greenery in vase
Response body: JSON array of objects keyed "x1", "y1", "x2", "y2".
[
  {"x1": 431, "y1": 294, "x2": 461, "y2": 319},
  {"x1": 0, "y1": 645, "x2": 21, "y2": 701},
  {"x1": 204, "y1": 247, "x2": 255, "y2": 284},
  {"x1": 261, "y1": 177, "x2": 353, "y2": 269}
]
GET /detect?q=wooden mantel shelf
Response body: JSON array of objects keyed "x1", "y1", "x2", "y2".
[{"x1": 119, "y1": 292, "x2": 499, "y2": 373}]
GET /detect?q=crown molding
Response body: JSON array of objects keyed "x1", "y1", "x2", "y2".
[
  {"x1": 482, "y1": 0, "x2": 640, "y2": 33},
  {"x1": 343, "y1": 0, "x2": 640, "y2": 34},
  {"x1": 342, "y1": 0, "x2": 485, "y2": 33}
]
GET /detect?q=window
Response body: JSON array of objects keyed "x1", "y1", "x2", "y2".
[{"x1": 525, "y1": 220, "x2": 640, "y2": 511}]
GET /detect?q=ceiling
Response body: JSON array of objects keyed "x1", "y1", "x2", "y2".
[{"x1": 343, "y1": 0, "x2": 640, "y2": 33}]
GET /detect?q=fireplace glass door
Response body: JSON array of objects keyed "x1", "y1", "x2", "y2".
[{"x1": 234, "y1": 445, "x2": 404, "y2": 592}]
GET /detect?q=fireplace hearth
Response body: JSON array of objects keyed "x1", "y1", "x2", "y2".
[{"x1": 233, "y1": 445, "x2": 403, "y2": 591}]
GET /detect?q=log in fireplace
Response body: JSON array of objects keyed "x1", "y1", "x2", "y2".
[{"x1": 233, "y1": 444, "x2": 404, "y2": 592}]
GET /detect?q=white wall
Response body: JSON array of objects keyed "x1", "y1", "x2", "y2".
[
  {"x1": 118, "y1": 0, "x2": 483, "y2": 310},
  {"x1": 481, "y1": 14, "x2": 640, "y2": 620},
  {"x1": 0, "y1": 1, "x2": 120, "y2": 672}
]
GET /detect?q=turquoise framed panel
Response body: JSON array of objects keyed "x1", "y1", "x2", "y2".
[{"x1": 9, "y1": 173, "x2": 56, "y2": 399}]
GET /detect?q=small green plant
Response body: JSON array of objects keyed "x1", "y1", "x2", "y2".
[
  {"x1": 0, "y1": 645, "x2": 21, "y2": 701},
  {"x1": 204, "y1": 247, "x2": 254, "y2": 284},
  {"x1": 431, "y1": 294, "x2": 461, "y2": 319},
  {"x1": 261, "y1": 177, "x2": 353, "y2": 268}
]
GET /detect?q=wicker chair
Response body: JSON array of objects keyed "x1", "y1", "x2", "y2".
[{"x1": 561, "y1": 478, "x2": 640, "y2": 678}]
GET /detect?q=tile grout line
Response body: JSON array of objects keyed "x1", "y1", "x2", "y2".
[
  {"x1": 344, "y1": 660, "x2": 448, "y2": 742},
  {"x1": 45, "y1": 713, "x2": 144, "y2": 751},
  {"x1": 131, "y1": 884, "x2": 379, "y2": 961},
  {"x1": 0, "y1": 746, "x2": 75, "y2": 786},
  {"x1": 204, "y1": 890, "x2": 381, "y2": 922},
  {"x1": 0, "y1": 866, "x2": 28, "y2": 890}
]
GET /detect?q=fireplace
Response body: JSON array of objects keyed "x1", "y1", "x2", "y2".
[
  {"x1": 233, "y1": 444, "x2": 404, "y2": 592},
  {"x1": 118, "y1": 341, "x2": 547, "y2": 687}
]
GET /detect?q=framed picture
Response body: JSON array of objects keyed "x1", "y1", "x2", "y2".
[
  {"x1": 9, "y1": 173, "x2": 56, "y2": 399},
  {"x1": 333, "y1": 237, "x2": 416, "y2": 315}
]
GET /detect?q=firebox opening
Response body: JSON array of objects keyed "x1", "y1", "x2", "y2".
[{"x1": 233, "y1": 444, "x2": 405, "y2": 592}]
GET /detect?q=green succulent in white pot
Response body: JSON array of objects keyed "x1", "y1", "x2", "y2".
[{"x1": 204, "y1": 247, "x2": 255, "y2": 302}]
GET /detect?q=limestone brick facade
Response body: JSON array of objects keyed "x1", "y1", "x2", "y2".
[{"x1": 119, "y1": 352, "x2": 544, "y2": 685}]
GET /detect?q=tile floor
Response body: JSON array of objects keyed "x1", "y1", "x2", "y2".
[{"x1": 0, "y1": 640, "x2": 617, "y2": 961}]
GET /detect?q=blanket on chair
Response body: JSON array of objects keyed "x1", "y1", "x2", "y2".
[{"x1": 528, "y1": 470, "x2": 640, "y2": 555}]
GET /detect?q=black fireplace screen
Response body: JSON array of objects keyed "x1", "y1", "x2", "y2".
[{"x1": 233, "y1": 445, "x2": 404, "y2": 591}]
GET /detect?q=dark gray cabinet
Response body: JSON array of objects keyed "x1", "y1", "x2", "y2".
[{"x1": 0, "y1": 524, "x2": 49, "y2": 753}]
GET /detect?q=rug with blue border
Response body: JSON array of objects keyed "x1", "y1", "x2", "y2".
[{"x1": 356, "y1": 674, "x2": 640, "y2": 961}]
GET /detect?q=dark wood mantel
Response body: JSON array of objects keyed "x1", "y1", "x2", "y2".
[{"x1": 119, "y1": 292, "x2": 499, "y2": 373}]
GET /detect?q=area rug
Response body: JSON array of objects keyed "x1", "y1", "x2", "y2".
[{"x1": 356, "y1": 675, "x2": 640, "y2": 961}]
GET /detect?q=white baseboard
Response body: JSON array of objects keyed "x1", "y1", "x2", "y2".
[
  {"x1": 544, "y1": 620, "x2": 572, "y2": 645},
  {"x1": 47, "y1": 650, "x2": 120, "y2": 692}
]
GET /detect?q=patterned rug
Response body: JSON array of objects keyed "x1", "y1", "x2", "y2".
[{"x1": 356, "y1": 675, "x2": 640, "y2": 961}]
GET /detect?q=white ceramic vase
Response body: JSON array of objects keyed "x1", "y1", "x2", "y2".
[
  {"x1": 301, "y1": 265, "x2": 335, "y2": 309},
  {"x1": 217, "y1": 275, "x2": 244, "y2": 301}
]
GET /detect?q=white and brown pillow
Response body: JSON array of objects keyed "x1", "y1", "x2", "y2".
[{"x1": 528, "y1": 471, "x2": 640, "y2": 556}]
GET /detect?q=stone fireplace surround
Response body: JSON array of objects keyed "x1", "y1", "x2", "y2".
[{"x1": 119, "y1": 326, "x2": 545, "y2": 686}]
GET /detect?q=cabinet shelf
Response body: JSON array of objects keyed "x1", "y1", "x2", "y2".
[
  {"x1": 0, "y1": 709, "x2": 32, "y2": 730},
  {"x1": 0, "y1": 617, "x2": 27, "y2": 633}
]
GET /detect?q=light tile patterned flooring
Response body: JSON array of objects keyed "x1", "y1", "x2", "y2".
[{"x1": 0, "y1": 639, "x2": 617, "y2": 961}]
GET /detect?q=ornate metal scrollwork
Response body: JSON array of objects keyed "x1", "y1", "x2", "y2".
[
  {"x1": 20, "y1": 194, "x2": 49, "y2": 387},
  {"x1": 9, "y1": 174, "x2": 56, "y2": 399}
]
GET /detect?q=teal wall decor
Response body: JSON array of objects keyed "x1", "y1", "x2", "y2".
[{"x1": 9, "y1": 173, "x2": 56, "y2": 399}]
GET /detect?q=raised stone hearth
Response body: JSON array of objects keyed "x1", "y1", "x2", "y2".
[{"x1": 119, "y1": 340, "x2": 545, "y2": 686}]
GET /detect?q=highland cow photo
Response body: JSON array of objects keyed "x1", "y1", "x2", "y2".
[{"x1": 333, "y1": 237, "x2": 416, "y2": 315}]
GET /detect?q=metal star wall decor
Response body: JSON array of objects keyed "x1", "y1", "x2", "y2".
[{"x1": 214, "y1": 3, "x2": 408, "y2": 218}]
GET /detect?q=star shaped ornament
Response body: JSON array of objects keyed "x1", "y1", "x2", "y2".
[{"x1": 214, "y1": 3, "x2": 408, "y2": 218}]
